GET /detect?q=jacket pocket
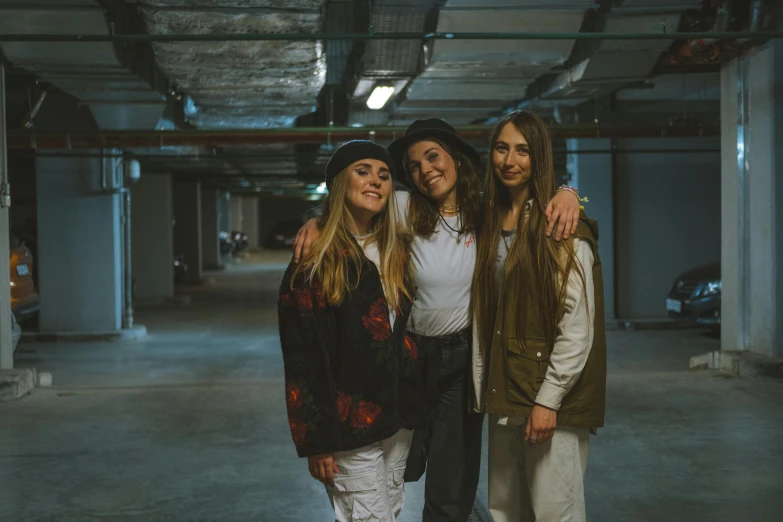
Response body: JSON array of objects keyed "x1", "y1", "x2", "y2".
[{"x1": 505, "y1": 337, "x2": 550, "y2": 407}]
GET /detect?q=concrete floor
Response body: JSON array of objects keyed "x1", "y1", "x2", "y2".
[{"x1": 2, "y1": 254, "x2": 782, "y2": 521}]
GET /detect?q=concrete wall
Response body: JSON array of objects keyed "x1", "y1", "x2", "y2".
[
  {"x1": 567, "y1": 138, "x2": 615, "y2": 320},
  {"x1": 173, "y1": 181, "x2": 202, "y2": 284},
  {"x1": 258, "y1": 196, "x2": 315, "y2": 248},
  {"x1": 131, "y1": 174, "x2": 174, "y2": 300},
  {"x1": 614, "y1": 138, "x2": 721, "y2": 319},
  {"x1": 201, "y1": 188, "x2": 221, "y2": 269},
  {"x1": 36, "y1": 155, "x2": 123, "y2": 332},
  {"x1": 229, "y1": 195, "x2": 243, "y2": 232},
  {"x1": 242, "y1": 197, "x2": 260, "y2": 248}
]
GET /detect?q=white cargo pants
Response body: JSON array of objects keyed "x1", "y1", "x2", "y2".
[
  {"x1": 327, "y1": 429, "x2": 413, "y2": 522},
  {"x1": 488, "y1": 415, "x2": 590, "y2": 522}
]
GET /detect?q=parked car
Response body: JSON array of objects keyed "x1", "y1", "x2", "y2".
[
  {"x1": 219, "y1": 231, "x2": 234, "y2": 255},
  {"x1": 265, "y1": 220, "x2": 301, "y2": 249},
  {"x1": 666, "y1": 263, "x2": 721, "y2": 329},
  {"x1": 9, "y1": 232, "x2": 40, "y2": 321},
  {"x1": 231, "y1": 231, "x2": 249, "y2": 253},
  {"x1": 174, "y1": 254, "x2": 188, "y2": 283}
]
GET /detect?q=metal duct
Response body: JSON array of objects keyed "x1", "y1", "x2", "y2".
[
  {"x1": 398, "y1": 0, "x2": 595, "y2": 124},
  {"x1": 362, "y1": 0, "x2": 435, "y2": 78},
  {"x1": 612, "y1": 0, "x2": 702, "y2": 14},
  {"x1": 347, "y1": 0, "x2": 437, "y2": 126},
  {"x1": 134, "y1": 0, "x2": 326, "y2": 128},
  {"x1": 519, "y1": 9, "x2": 684, "y2": 111},
  {"x1": 0, "y1": 0, "x2": 167, "y2": 129}
]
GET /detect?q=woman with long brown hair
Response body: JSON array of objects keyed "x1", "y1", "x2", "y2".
[
  {"x1": 471, "y1": 111, "x2": 606, "y2": 522},
  {"x1": 294, "y1": 119, "x2": 582, "y2": 521},
  {"x1": 279, "y1": 141, "x2": 426, "y2": 521}
]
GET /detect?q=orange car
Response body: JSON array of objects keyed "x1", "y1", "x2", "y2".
[{"x1": 10, "y1": 232, "x2": 40, "y2": 320}]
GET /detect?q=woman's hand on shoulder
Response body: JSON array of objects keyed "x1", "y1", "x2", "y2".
[
  {"x1": 293, "y1": 218, "x2": 321, "y2": 263},
  {"x1": 545, "y1": 190, "x2": 580, "y2": 241}
]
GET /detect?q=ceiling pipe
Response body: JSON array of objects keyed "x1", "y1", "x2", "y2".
[
  {"x1": 7, "y1": 124, "x2": 720, "y2": 149},
  {"x1": 0, "y1": 31, "x2": 779, "y2": 43}
]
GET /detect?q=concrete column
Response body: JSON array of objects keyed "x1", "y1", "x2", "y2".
[
  {"x1": 229, "y1": 195, "x2": 243, "y2": 232},
  {"x1": 720, "y1": 41, "x2": 783, "y2": 358},
  {"x1": 131, "y1": 174, "x2": 174, "y2": 302},
  {"x1": 36, "y1": 154, "x2": 124, "y2": 333},
  {"x1": 201, "y1": 188, "x2": 221, "y2": 270},
  {"x1": 566, "y1": 138, "x2": 615, "y2": 320},
  {"x1": 0, "y1": 207, "x2": 10, "y2": 369},
  {"x1": 242, "y1": 196, "x2": 260, "y2": 249},
  {"x1": 219, "y1": 191, "x2": 231, "y2": 234},
  {"x1": 173, "y1": 180, "x2": 202, "y2": 284},
  {"x1": 0, "y1": 57, "x2": 12, "y2": 368}
]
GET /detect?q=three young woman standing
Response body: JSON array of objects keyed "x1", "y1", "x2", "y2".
[{"x1": 282, "y1": 112, "x2": 605, "y2": 522}]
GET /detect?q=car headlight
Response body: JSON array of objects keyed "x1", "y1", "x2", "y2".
[{"x1": 701, "y1": 280, "x2": 722, "y2": 296}]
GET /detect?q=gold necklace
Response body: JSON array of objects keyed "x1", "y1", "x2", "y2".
[{"x1": 439, "y1": 205, "x2": 460, "y2": 214}]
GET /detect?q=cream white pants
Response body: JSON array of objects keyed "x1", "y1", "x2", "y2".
[
  {"x1": 488, "y1": 415, "x2": 590, "y2": 522},
  {"x1": 327, "y1": 429, "x2": 413, "y2": 522}
]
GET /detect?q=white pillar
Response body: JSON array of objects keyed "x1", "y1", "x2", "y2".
[
  {"x1": 131, "y1": 174, "x2": 174, "y2": 302},
  {"x1": 173, "y1": 180, "x2": 202, "y2": 284},
  {"x1": 0, "y1": 57, "x2": 12, "y2": 368},
  {"x1": 567, "y1": 138, "x2": 615, "y2": 320},
  {"x1": 201, "y1": 188, "x2": 222, "y2": 269},
  {"x1": 230, "y1": 195, "x2": 243, "y2": 232},
  {"x1": 720, "y1": 41, "x2": 783, "y2": 357},
  {"x1": 36, "y1": 154, "x2": 123, "y2": 333},
  {"x1": 242, "y1": 196, "x2": 260, "y2": 249}
]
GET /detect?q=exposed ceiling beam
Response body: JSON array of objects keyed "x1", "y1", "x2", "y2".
[{"x1": 0, "y1": 31, "x2": 779, "y2": 42}]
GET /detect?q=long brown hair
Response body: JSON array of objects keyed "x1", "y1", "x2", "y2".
[
  {"x1": 472, "y1": 110, "x2": 587, "y2": 352},
  {"x1": 292, "y1": 166, "x2": 412, "y2": 309},
  {"x1": 403, "y1": 138, "x2": 482, "y2": 237}
]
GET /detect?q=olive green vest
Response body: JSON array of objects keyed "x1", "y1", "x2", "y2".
[{"x1": 484, "y1": 216, "x2": 606, "y2": 431}]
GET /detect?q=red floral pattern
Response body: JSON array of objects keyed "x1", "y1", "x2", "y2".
[
  {"x1": 280, "y1": 291, "x2": 294, "y2": 307},
  {"x1": 286, "y1": 383, "x2": 303, "y2": 410},
  {"x1": 403, "y1": 335, "x2": 418, "y2": 360},
  {"x1": 362, "y1": 298, "x2": 391, "y2": 341},
  {"x1": 351, "y1": 401, "x2": 382, "y2": 429},
  {"x1": 289, "y1": 418, "x2": 307, "y2": 447},
  {"x1": 312, "y1": 282, "x2": 327, "y2": 308},
  {"x1": 336, "y1": 393, "x2": 353, "y2": 422},
  {"x1": 295, "y1": 289, "x2": 313, "y2": 311}
]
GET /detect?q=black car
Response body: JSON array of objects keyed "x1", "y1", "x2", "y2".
[
  {"x1": 231, "y1": 231, "x2": 249, "y2": 253},
  {"x1": 666, "y1": 263, "x2": 721, "y2": 329},
  {"x1": 265, "y1": 220, "x2": 301, "y2": 249},
  {"x1": 219, "y1": 231, "x2": 234, "y2": 255}
]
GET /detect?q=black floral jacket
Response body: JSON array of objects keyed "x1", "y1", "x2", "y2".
[{"x1": 278, "y1": 257, "x2": 426, "y2": 458}]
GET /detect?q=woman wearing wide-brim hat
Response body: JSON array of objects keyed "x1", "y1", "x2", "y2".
[{"x1": 294, "y1": 118, "x2": 582, "y2": 521}]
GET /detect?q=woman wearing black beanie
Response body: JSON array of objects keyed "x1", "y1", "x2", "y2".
[{"x1": 278, "y1": 140, "x2": 426, "y2": 521}]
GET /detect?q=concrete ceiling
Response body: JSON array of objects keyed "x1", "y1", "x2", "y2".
[{"x1": 1, "y1": 0, "x2": 749, "y2": 188}]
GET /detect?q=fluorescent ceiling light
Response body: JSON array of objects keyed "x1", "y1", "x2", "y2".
[{"x1": 366, "y1": 86, "x2": 395, "y2": 110}]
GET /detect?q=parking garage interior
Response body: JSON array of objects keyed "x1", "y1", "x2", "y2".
[{"x1": 0, "y1": 1, "x2": 782, "y2": 521}]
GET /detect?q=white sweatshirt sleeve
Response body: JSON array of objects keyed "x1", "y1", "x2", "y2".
[{"x1": 535, "y1": 239, "x2": 596, "y2": 411}]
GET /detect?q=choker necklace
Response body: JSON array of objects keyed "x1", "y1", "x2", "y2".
[
  {"x1": 352, "y1": 231, "x2": 371, "y2": 241},
  {"x1": 439, "y1": 205, "x2": 460, "y2": 214}
]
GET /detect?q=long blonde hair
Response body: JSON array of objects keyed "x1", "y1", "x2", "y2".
[
  {"x1": 472, "y1": 111, "x2": 587, "y2": 351},
  {"x1": 292, "y1": 166, "x2": 412, "y2": 309}
]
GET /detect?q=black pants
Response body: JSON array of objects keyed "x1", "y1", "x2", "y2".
[{"x1": 406, "y1": 328, "x2": 485, "y2": 522}]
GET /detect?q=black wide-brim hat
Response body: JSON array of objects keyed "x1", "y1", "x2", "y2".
[{"x1": 387, "y1": 118, "x2": 482, "y2": 189}]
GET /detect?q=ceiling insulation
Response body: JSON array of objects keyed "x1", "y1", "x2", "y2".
[{"x1": 134, "y1": 0, "x2": 326, "y2": 128}]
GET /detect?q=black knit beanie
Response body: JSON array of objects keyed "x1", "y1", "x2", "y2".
[{"x1": 325, "y1": 140, "x2": 395, "y2": 189}]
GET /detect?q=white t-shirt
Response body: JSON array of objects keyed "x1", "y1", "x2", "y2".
[{"x1": 394, "y1": 191, "x2": 476, "y2": 337}]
